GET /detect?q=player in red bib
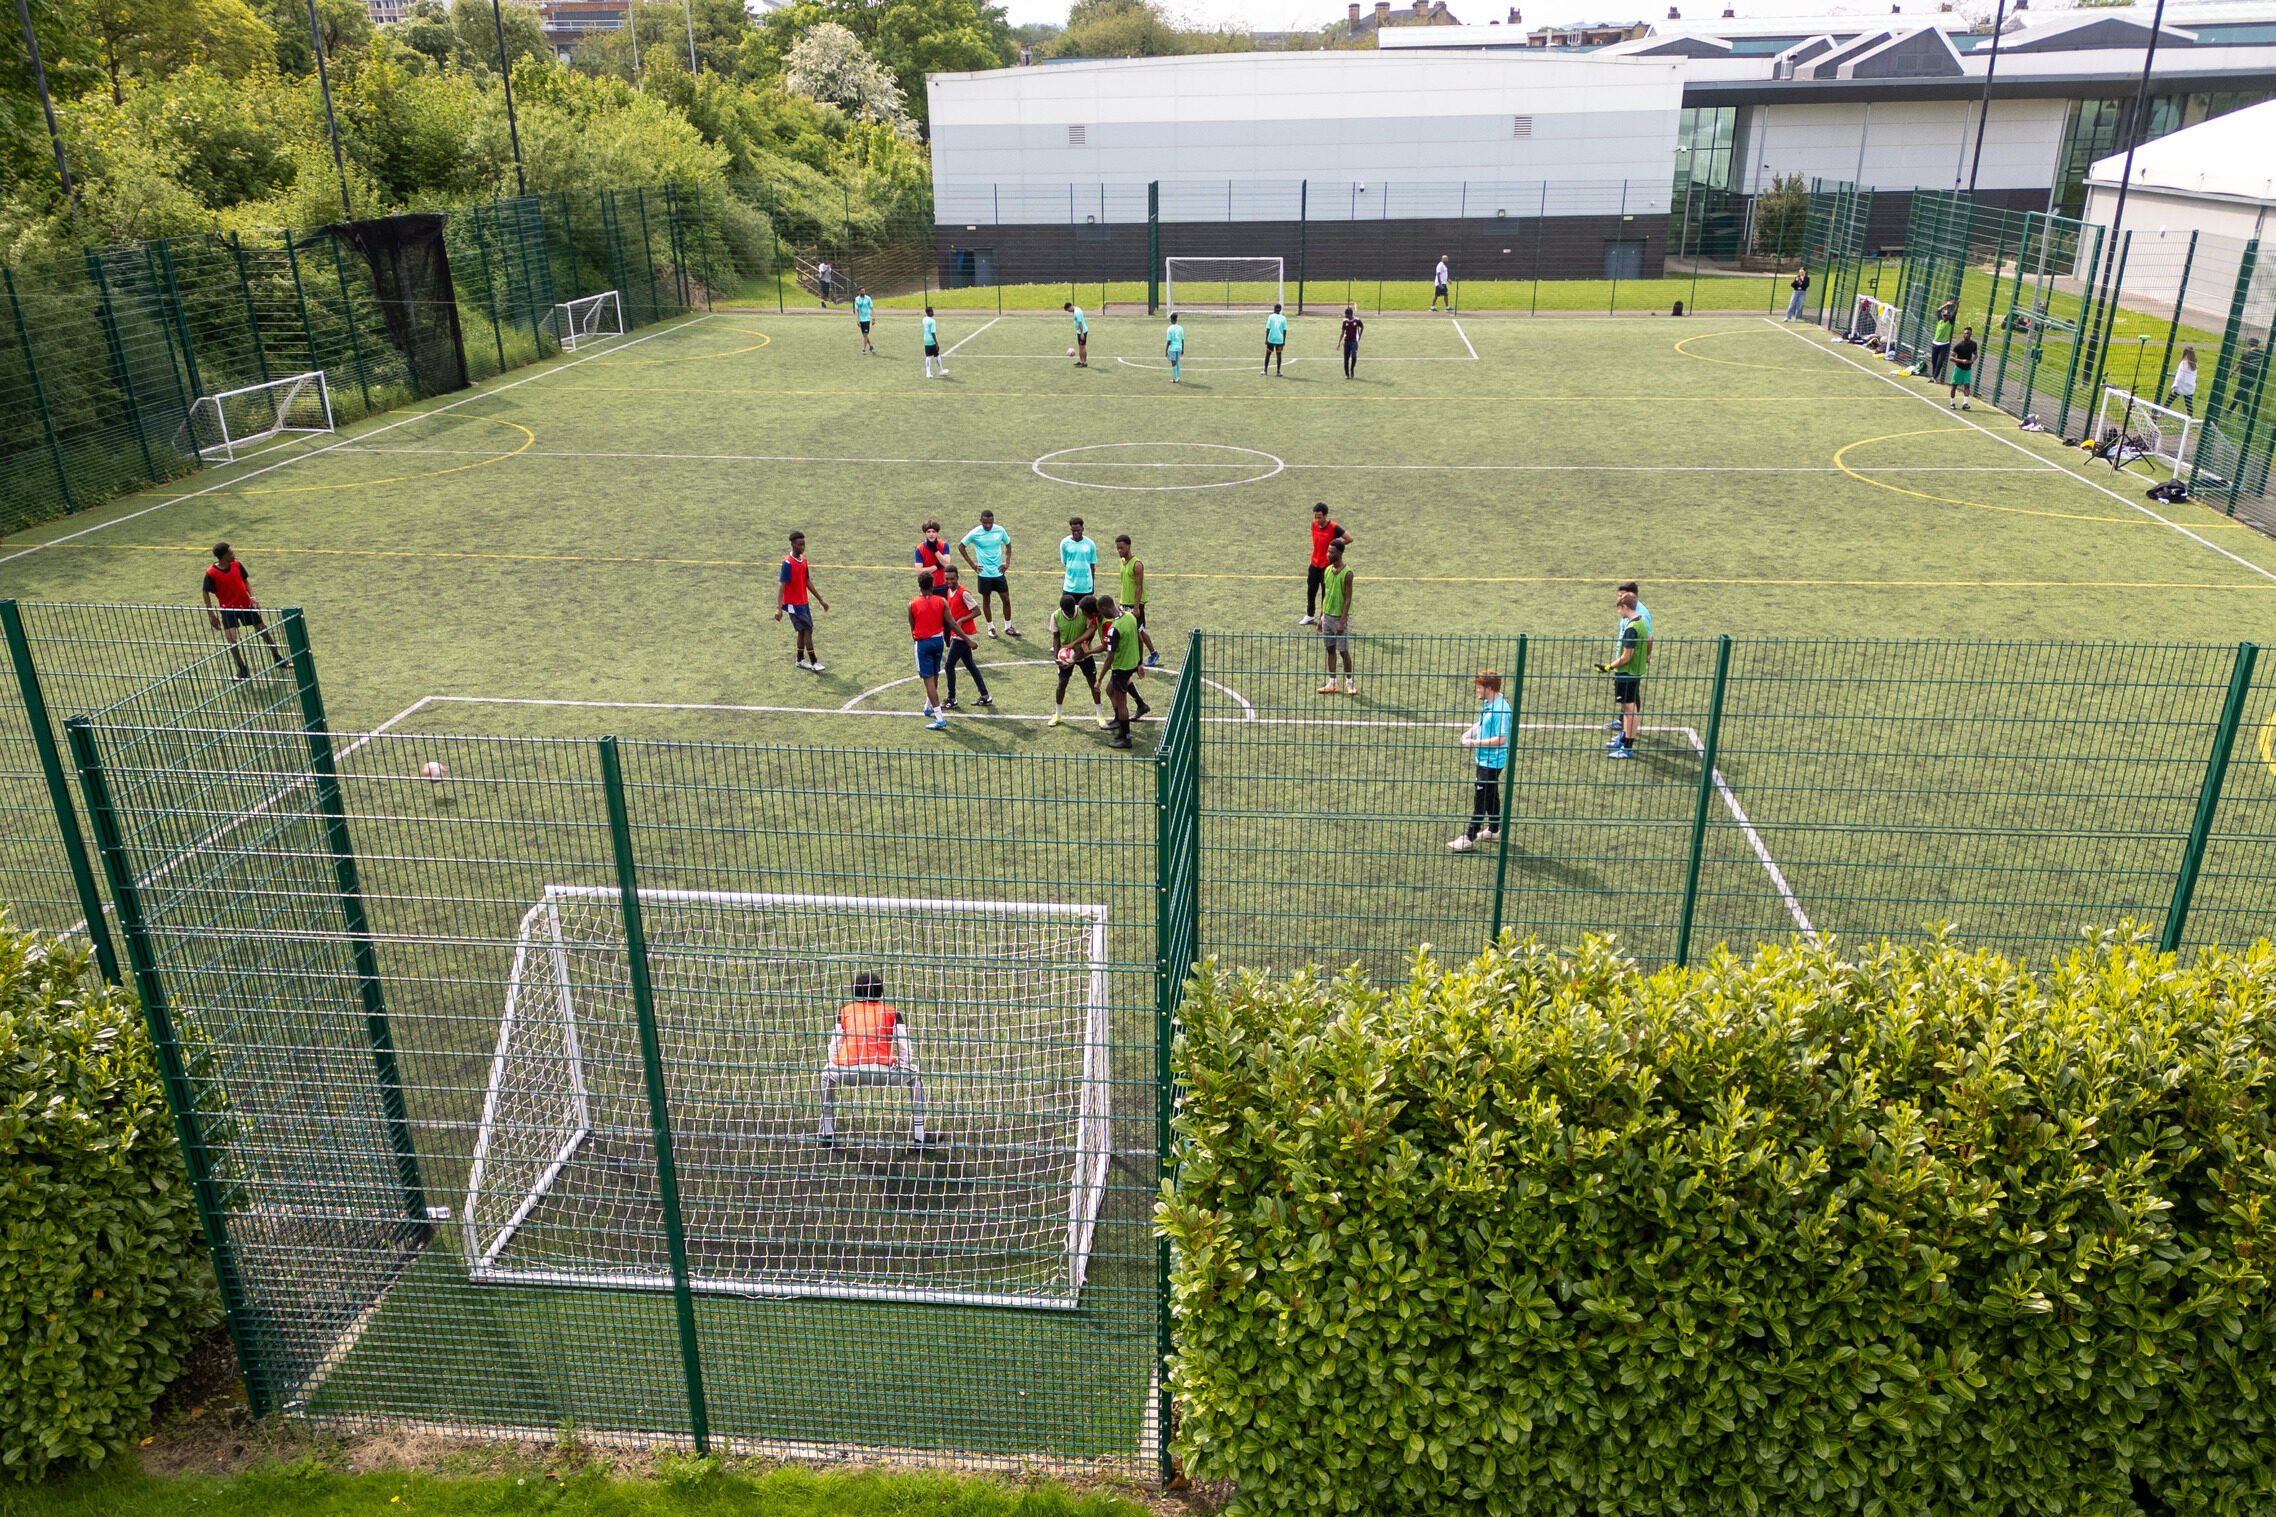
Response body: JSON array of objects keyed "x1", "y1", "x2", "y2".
[
  {"x1": 818, "y1": 970, "x2": 928, "y2": 1149},
  {"x1": 774, "y1": 530, "x2": 830, "y2": 672},
  {"x1": 1300, "y1": 504, "x2": 1353, "y2": 626},
  {"x1": 910, "y1": 573, "x2": 950, "y2": 729},
  {"x1": 201, "y1": 543, "x2": 287, "y2": 681},
  {"x1": 937, "y1": 566, "x2": 993, "y2": 711},
  {"x1": 915, "y1": 519, "x2": 954, "y2": 581}
]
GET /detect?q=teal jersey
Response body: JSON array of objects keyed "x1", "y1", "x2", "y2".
[
  {"x1": 1166, "y1": 322, "x2": 1185, "y2": 354},
  {"x1": 1060, "y1": 535, "x2": 1098, "y2": 593},
  {"x1": 1634, "y1": 602, "x2": 1652, "y2": 638},
  {"x1": 1475, "y1": 694, "x2": 1512, "y2": 771},
  {"x1": 854, "y1": 295, "x2": 873, "y2": 322},
  {"x1": 1265, "y1": 312, "x2": 1287, "y2": 344},
  {"x1": 1070, "y1": 306, "x2": 1089, "y2": 336},
  {"x1": 961, "y1": 524, "x2": 1010, "y2": 577},
  {"x1": 923, "y1": 315, "x2": 938, "y2": 345}
]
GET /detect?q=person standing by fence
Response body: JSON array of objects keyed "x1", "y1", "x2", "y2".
[
  {"x1": 2169, "y1": 347, "x2": 2198, "y2": 415},
  {"x1": 1948, "y1": 327, "x2": 1978, "y2": 410},
  {"x1": 1931, "y1": 300, "x2": 1957, "y2": 382},
  {"x1": 1785, "y1": 266, "x2": 1810, "y2": 321},
  {"x1": 816, "y1": 259, "x2": 833, "y2": 306},
  {"x1": 1448, "y1": 669, "x2": 1511, "y2": 852},
  {"x1": 1432, "y1": 255, "x2": 1452, "y2": 313}
]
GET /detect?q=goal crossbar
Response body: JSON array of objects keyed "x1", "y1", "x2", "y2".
[
  {"x1": 543, "y1": 290, "x2": 623, "y2": 352},
  {"x1": 186, "y1": 371, "x2": 334, "y2": 462},
  {"x1": 463, "y1": 884, "x2": 1114, "y2": 1311},
  {"x1": 1848, "y1": 295, "x2": 1915, "y2": 365},
  {"x1": 1163, "y1": 257, "x2": 1285, "y2": 313},
  {"x1": 2095, "y1": 385, "x2": 2197, "y2": 481}
]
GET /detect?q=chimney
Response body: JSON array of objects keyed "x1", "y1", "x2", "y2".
[
  {"x1": 1667, "y1": 4, "x2": 1679, "y2": 14},
  {"x1": 1349, "y1": 1, "x2": 1361, "y2": 22},
  {"x1": 1413, "y1": 0, "x2": 1427, "y2": 15},
  {"x1": 1509, "y1": 5, "x2": 1520, "y2": 19},
  {"x1": 1375, "y1": 1, "x2": 1391, "y2": 25}
]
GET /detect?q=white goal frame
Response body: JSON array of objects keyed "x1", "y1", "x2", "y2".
[
  {"x1": 2095, "y1": 385, "x2": 2198, "y2": 482},
  {"x1": 543, "y1": 290, "x2": 623, "y2": 352},
  {"x1": 1848, "y1": 294, "x2": 1915, "y2": 367},
  {"x1": 463, "y1": 884, "x2": 1114, "y2": 1311},
  {"x1": 186, "y1": 371, "x2": 333, "y2": 462},
  {"x1": 1163, "y1": 257, "x2": 1285, "y2": 313}
]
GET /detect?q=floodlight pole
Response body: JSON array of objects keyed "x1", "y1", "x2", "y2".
[
  {"x1": 492, "y1": 0, "x2": 527, "y2": 195},
  {"x1": 1964, "y1": 0, "x2": 2008, "y2": 195},
  {"x1": 684, "y1": 0, "x2": 699, "y2": 72},
  {"x1": 2083, "y1": 0, "x2": 2170, "y2": 386},
  {"x1": 13, "y1": 0, "x2": 75, "y2": 212},
  {"x1": 628, "y1": 0, "x2": 640, "y2": 80},
  {"x1": 305, "y1": 0, "x2": 353, "y2": 218}
]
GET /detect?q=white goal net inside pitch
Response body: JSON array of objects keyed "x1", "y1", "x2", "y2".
[
  {"x1": 542, "y1": 290, "x2": 623, "y2": 352},
  {"x1": 2095, "y1": 385, "x2": 2198, "y2": 481},
  {"x1": 186, "y1": 371, "x2": 333, "y2": 461},
  {"x1": 1163, "y1": 257, "x2": 1284, "y2": 312},
  {"x1": 463, "y1": 886, "x2": 1113, "y2": 1309}
]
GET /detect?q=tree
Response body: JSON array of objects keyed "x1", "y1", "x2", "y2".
[
  {"x1": 397, "y1": 0, "x2": 461, "y2": 69},
  {"x1": 750, "y1": 0, "x2": 1012, "y2": 123},
  {"x1": 1045, "y1": 0, "x2": 1249, "y2": 57},
  {"x1": 451, "y1": 0, "x2": 547, "y2": 74},
  {"x1": 86, "y1": 0, "x2": 278, "y2": 104},
  {"x1": 256, "y1": 0, "x2": 372, "y2": 76},
  {"x1": 1, "y1": 0, "x2": 102, "y2": 208},
  {"x1": 783, "y1": 22, "x2": 912, "y2": 135}
]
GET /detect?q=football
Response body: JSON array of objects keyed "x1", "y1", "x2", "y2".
[
  {"x1": 1066, "y1": 347, "x2": 1077, "y2": 357},
  {"x1": 1055, "y1": 647, "x2": 1075, "y2": 667},
  {"x1": 421, "y1": 760, "x2": 446, "y2": 782}
]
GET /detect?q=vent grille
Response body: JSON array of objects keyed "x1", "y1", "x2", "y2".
[
  {"x1": 1511, "y1": 115, "x2": 1533, "y2": 138},
  {"x1": 1067, "y1": 124, "x2": 1088, "y2": 146}
]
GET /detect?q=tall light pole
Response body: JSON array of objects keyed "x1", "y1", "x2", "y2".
[
  {"x1": 12, "y1": 0, "x2": 74, "y2": 209},
  {"x1": 1964, "y1": 0, "x2": 2008, "y2": 194},
  {"x1": 492, "y1": 0, "x2": 526, "y2": 195},
  {"x1": 2083, "y1": 0, "x2": 2171, "y2": 395},
  {"x1": 305, "y1": 0, "x2": 353, "y2": 218},
  {"x1": 684, "y1": 0, "x2": 699, "y2": 72}
]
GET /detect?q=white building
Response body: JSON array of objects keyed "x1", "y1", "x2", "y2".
[
  {"x1": 926, "y1": 51, "x2": 1685, "y2": 285},
  {"x1": 2084, "y1": 95, "x2": 2276, "y2": 246}
]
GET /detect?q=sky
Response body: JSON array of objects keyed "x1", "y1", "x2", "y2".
[{"x1": 998, "y1": 0, "x2": 2073, "y2": 35}]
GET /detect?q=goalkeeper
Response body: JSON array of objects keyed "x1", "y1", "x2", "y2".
[{"x1": 820, "y1": 970, "x2": 928, "y2": 1149}]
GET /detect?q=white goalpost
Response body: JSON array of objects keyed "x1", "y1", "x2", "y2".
[
  {"x1": 462, "y1": 885, "x2": 1114, "y2": 1310},
  {"x1": 1163, "y1": 257, "x2": 1285, "y2": 313},
  {"x1": 542, "y1": 290, "x2": 623, "y2": 352},
  {"x1": 2095, "y1": 385, "x2": 2198, "y2": 482},
  {"x1": 185, "y1": 371, "x2": 334, "y2": 462},
  {"x1": 1848, "y1": 294, "x2": 1915, "y2": 367}
]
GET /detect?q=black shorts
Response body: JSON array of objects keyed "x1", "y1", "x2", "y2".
[
  {"x1": 978, "y1": 575, "x2": 1008, "y2": 597},
  {"x1": 1266, "y1": 341, "x2": 1283, "y2": 351},
  {"x1": 1061, "y1": 655, "x2": 1097, "y2": 682},
  {"x1": 1133, "y1": 604, "x2": 1147, "y2": 628},
  {"x1": 220, "y1": 608, "x2": 265, "y2": 631},
  {"x1": 1109, "y1": 666, "x2": 1140, "y2": 695},
  {"x1": 925, "y1": 343, "x2": 940, "y2": 357},
  {"x1": 859, "y1": 321, "x2": 871, "y2": 333},
  {"x1": 1613, "y1": 675, "x2": 1642, "y2": 708},
  {"x1": 1434, "y1": 282, "x2": 1448, "y2": 295}
]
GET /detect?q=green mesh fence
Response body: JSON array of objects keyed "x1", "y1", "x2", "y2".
[
  {"x1": 5, "y1": 610, "x2": 2274, "y2": 1471},
  {"x1": 0, "y1": 186, "x2": 725, "y2": 539}
]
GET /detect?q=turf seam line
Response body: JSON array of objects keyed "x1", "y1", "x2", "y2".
[
  {"x1": 1764, "y1": 317, "x2": 2276, "y2": 586},
  {"x1": 0, "y1": 312, "x2": 712, "y2": 566}
]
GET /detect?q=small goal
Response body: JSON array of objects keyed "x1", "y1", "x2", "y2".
[
  {"x1": 185, "y1": 371, "x2": 333, "y2": 462},
  {"x1": 542, "y1": 290, "x2": 623, "y2": 352},
  {"x1": 463, "y1": 885, "x2": 1114, "y2": 1310},
  {"x1": 2094, "y1": 386, "x2": 2197, "y2": 481},
  {"x1": 1848, "y1": 294, "x2": 1915, "y2": 367},
  {"x1": 1163, "y1": 257, "x2": 1284, "y2": 313}
]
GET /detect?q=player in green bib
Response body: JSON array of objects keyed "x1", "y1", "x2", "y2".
[
  {"x1": 1094, "y1": 593, "x2": 1157, "y2": 749},
  {"x1": 1595, "y1": 589, "x2": 1649, "y2": 759},
  {"x1": 1315, "y1": 541, "x2": 1354, "y2": 695},
  {"x1": 1112, "y1": 532, "x2": 1160, "y2": 667},
  {"x1": 1049, "y1": 594, "x2": 1104, "y2": 729},
  {"x1": 1263, "y1": 303, "x2": 1288, "y2": 375}
]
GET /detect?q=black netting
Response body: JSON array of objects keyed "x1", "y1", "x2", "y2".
[{"x1": 323, "y1": 215, "x2": 469, "y2": 399}]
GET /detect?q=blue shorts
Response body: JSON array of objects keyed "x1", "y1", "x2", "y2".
[
  {"x1": 784, "y1": 604, "x2": 812, "y2": 633},
  {"x1": 913, "y1": 636, "x2": 944, "y2": 679}
]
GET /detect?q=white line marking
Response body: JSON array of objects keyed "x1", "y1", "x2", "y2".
[
  {"x1": 1766, "y1": 317, "x2": 2276, "y2": 585},
  {"x1": 942, "y1": 317, "x2": 1000, "y2": 356},
  {"x1": 1676, "y1": 723, "x2": 1816, "y2": 943},
  {"x1": 1032, "y1": 443, "x2": 1284, "y2": 492},
  {"x1": 1451, "y1": 319, "x2": 1479, "y2": 361},
  {"x1": 833, "y1": 659, "x2": 1258, "y2": 721},
  {"x1": 0, "y1": 314, "x2": 712, "y2": 566}
]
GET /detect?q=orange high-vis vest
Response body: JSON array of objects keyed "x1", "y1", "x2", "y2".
[{"x1": 834, "y1": 1001, "x2": 898, "y2": 1066}]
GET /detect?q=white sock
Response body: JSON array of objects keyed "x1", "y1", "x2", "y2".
[{"x1": 1053, "y1": 701, "x2": 1063, "y2": 716}]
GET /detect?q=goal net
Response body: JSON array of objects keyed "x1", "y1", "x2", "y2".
[
  {"x1": 1164, "y1": 257, "x2": 1284, "y2": 313},
  {"x1": 542, "y1": 290, "x2": 623, "y2": 352},
  {"x1": 1848, "y1": 295, "x2": 1915, "y2": 366},
  {"x1": 2094, "y1": 386, "x2": 2197, "y2": 481},
  {"x1": 185, "y1": 371, "x2": 333, "y2": 462},
  {"x1": 463, "y1": 886, "x2": 1114, "y2": 1310}
]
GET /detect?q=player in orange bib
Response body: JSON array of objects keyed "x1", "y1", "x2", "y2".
[{"x1": 819, "y1": 970, "x2": 928, "y2": 1149}]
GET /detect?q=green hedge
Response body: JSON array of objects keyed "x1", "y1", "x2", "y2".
[
  {"x1": 1162, "y1": 932, "x2": 2276, "y2": 1515},
  {"x1": 1, "y1": 927, "x2": 219, "y2": 1481}
]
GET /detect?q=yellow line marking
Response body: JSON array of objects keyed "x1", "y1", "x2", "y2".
[
  {"x1": 550, "y1": 384, "x2": 1908, "y2": 402},
  {"x1": 2261, "y1": 707, "x2": 2275, "y2": 782},
  {"x1": 1834, "y1": 429, "x2": 2256, "y2": 530},
  {"x1": 596, "y1": 328, "x2": 771, "y2": 364},
  {"x1": 215, "y1": 415, "x2": 535, "y2": 496},
  {"x1": 1674, "y1": 330, "x2": 1843, "y2": 371},
  {"x1": 31, "y1": 542, "x2": 2274, "y2": 590}
]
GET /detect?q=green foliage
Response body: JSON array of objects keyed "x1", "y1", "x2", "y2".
[
  {"x1": 1164, "y1": 931, "x2": 2276, "y2": 1515},
  {"x1": 1046, "y1": 0, "x2": 1252, "y2": 58},
  {"x1": 750, "y1": 0, "x2": 1014, "y2": 122},
  {"x1": 1752, "y1": 171, "x2": 1810, "y2": 260},
  {"x1": 448, "y1": 0, "x2": 546, "y2": 74},
  {"x1": 0, "y1": 927, "x2": 220, "y2": 1483}
]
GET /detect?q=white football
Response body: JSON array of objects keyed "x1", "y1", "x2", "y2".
[
  {"x1": 421, "y1": 760, "x2": 445, "y2": 782},
  {"x1": 1067, "y1": 347, "x2": 1077, "y2": 357}
]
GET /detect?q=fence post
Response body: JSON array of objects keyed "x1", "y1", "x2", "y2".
[
  {"x1": 596, "y1": 734, "x2": 711, "y2": 1454},
  {"x1": 281, "y1": 230, "x2": 322, "y2": 378},
  {"x1": 1533, "y1": 182, "x2": 1546, "y2": 317},
  {"x1": 155, "y1": 240, "x2": 204, "y2": 407},
  {"x1": 511, "y1": 199, "x2": 550, "y2": 352},
  {"x1": 768, "y1": 186, "x2": 783, "y2": 314},
  {"x1": 470, "y1": 207, "x2": 509, "y2": 372},
  {"x1": 2161, "y1": 642, "x2": 2258, "y2": 953},
  {"x1": 636, "y1": 188, "x2": 661, "y2": 323},
  {"x1": 2082, "y1": 227, "x2": 2131, "y2": 413},
  {"x1": 1487, "y1": 634, "x2": 1527, "y2": 943},
  {"x1": 1675, "y1": 635, "x2": 1733, "y2": 968},
  {"x1": 2152, "y1": 227, "x2": 2197, "y2": 402},
  {"x1": 1153, "y1": 628, "x2": 1203, "y2": 1483},
  {"x1": 65, "y1": 716, "x2": 271, "y2": 1418},
  {"x1": 6, "y1": 267, "x2": 75, "y2": 510},
  {"x1": 1609, "y1": 180, "x2": 1627, "y2": 316},
  {"x1": 2056, "y1": 226, "x2": 2104, "y2": 435},
  {"x1": 141, "y1": 245, "x2": 197, "y2": 450},
  {"x1": 1981, "y1": 211, "x2": 2013, "y2": 405},
  {"x1": 85, "y1": 251, "x2": 156, "y2": 480},
  {"x1": 1147, "y1": 182, "x2": 1160, "y2": 316},
  {"x1": 280, "y1": 611, "x2": 429, "y2": 1223},
  {"x1": 327, "y1": 236, "x2": 373, "y2": 413},
  {"x1": 0, "y1": 601, "x2": 119, "y2": 984},
  {"x1": 560, "y1": 191, "x2": 585, "y2": 301},
  {"x1": 229, "y1": 232, "x2": 271, "y2": 383},
  {"x1": 1296, "y1": 180, "x2": 1308, "y2": 317}
]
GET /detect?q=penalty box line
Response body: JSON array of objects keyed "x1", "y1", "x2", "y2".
[{"x1": 364, "y1": 692, "x2": 1815, "y2": 940}]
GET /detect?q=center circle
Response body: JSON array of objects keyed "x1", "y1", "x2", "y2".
[{"x1": 1032, "y1": 442, "x2": 1285, "y2": 492}]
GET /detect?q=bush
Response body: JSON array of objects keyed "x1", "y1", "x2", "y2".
[
  {"x1": 1163, "y1": 931, "x2": 2276, "y2": 1515},
  {"x1": 1, "y1": 927, "x2": 220, "y2": 1481}
]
